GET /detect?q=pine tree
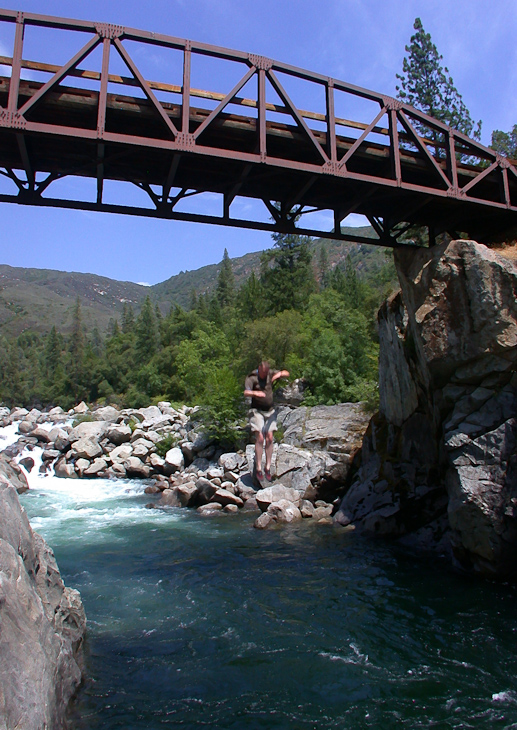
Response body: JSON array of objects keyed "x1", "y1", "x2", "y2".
[
  {"x1": 491, "y1": 125, "x2": 517, "y2": 160},
  {"x1": 122, "y1": 303, "x2": 135, "y2": 334},
  {"x1": 396, "y1": 18, "x2": 481, "y2": 140},
  {"x1": 216, "y1": 248, "x2": 235, "y2": 307},
  {"x1": 45, "y1": 325, "x2": 62, "y2": 376},
  {"x1": 68, "y1": 297, "x2": 86, "y2": 401},
  {"x1": 260, "y1": 232, "x2": 316, "y2": 314},
  {"x1": 135, "y1": 296, "x2": 159, "y2": 361}
]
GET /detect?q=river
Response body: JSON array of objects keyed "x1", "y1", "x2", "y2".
[{"x1": 5, "y1": 429, "x2": 517, "y2": 728}]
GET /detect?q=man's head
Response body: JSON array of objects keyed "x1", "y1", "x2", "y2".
[{"x1": 258, "y1": 360, "x2": 270, "y2": 379}]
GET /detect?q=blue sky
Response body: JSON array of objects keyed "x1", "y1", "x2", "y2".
[{"x1": 0, "y1": 0, "x2": 515, "y2": 284}]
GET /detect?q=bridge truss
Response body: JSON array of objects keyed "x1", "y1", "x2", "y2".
[{"x1": 0, "y1": 9, "x2": 516, "y2": 248}]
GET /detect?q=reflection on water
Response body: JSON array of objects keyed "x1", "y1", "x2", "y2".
[{"x1": 12, "y1": 459, "x2": 517, "y2": 728}]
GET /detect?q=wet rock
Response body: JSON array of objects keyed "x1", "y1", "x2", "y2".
[
  {"x1": 31, "y1": 426, "x2": 52, "y2": 443},
  {"x1": 254, "y1": 512, "x2": 274, "y2": 529},
  {"x1": 18, "y1": 420, "x2": 35, "y2": 434},
  {"x1": 211, "y1": 489, "x2": 243, "y2": 508},
  {"x1": 54, "y1": 457, "x2": 78, "y2": 479},
  {"x1": 19, "y1": 456, "x2": 35, "y2": 473},
  {"x1": 223, "y1": 504, "x2": 239, "y2": 514},
  {"x1": 267, "y1": 499, "x2": 302, "y2": 524},
  {"x1": 197, "y1": 503, "x2": 223, "y2": 514},
  {"x1": 0, "y1": 454, "x2": 29, "y2": 493}
]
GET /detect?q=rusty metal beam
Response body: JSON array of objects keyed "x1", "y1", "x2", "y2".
[{"x1": 0, "y1": 8, "x2": 515, "y2": 246}]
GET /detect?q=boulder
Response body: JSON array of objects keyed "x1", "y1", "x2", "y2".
[
  {"x1": 54, "y1": 457, "x2": 78, "y2": 479},
  {"x1": 68, "y1": 421, "x2": 108, "y2": 444},
  {"x1": 0, "y1": 480, "x2": 86, "y2": 729},
  {"x1": 83, "y1": 458, "x2": 108, "y2": 477},
  {"x1": 164, "y1": 447, "x2": 184, "y2": 474},
  {"x1": 110, "y1": 443, "x2": 133, "y2": 464},
  {"x1": 31, "y1": 426, "x2": 53, "y2": 444},
  {"x1": 267, "y1": 499, "x2": 302, "y2": 524},
  {"x1": 211, "y1": 489, "x2": 244, "y2": 508},
  {"x1": 124, "y1": 457, "x2": 150, "y2": 479},
  {"x1": 72, "y1": 437, "x2": 103, "y2": 460},
  {"x1": 73, "y1": 401, "x2": 89, "y2": 414},
  {"x1": 195, "y1": 477, "x2": 218, "y2": 505},
  {"x1": 49, "y1": 427, "x2": 70, "y2": 452},
  {"x1": 256, "y1": 485, "x2": 301, "y2": 512},
  {"x1": 92, "y1": 405, "x2": 120, "y2": 422},
  {"x1": 107, "y1": 424, "x2": 132, "y2": 446},
  {"x1": 0, "y1": 454, "x2": 29, "y2": 493},
  {"x1": 197, "y1": 503, "x2": 223, "y2": 514},
  {"x1": 339, "y1": 240, "x2": 517, "y2": 576}
]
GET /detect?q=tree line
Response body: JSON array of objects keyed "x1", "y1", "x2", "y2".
[{"x1": 0, "y1": 237, "x2": 396, "y2": 422}]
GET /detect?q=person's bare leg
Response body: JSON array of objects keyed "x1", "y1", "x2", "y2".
[
  {"x1": 265, "y1": 431, "x2": 274, "y2": 472},
  {"x1": 254, "y1": 431, "x2": 264, "y2": 474}
]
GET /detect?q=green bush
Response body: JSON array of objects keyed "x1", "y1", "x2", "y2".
[{"x1": 155, "y1": 433, "x2": 179, "y2": 457}]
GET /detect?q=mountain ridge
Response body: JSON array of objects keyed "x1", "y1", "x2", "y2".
[{"x1": 0, "y1": 226, "x2": 391, "y2": 337}]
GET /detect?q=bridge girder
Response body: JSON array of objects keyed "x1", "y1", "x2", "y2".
[{"x1": 0, "y1": 9, "x2": 516, "y2": 248}]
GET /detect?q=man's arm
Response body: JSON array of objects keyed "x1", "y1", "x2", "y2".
[
  {"x1": 271, "y1": 370, "x2": 290, "y2": 383},
  {"x1": 244, "y1": 388, "x2": 266, "y2": 398}
]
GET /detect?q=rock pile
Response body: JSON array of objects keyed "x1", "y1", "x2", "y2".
[
  {"x1": 335, "y1": 240, "x2": 517, "y2": 577},
  {"x1": 1, "y1": 400, "x2": 372, "y2": 529}
]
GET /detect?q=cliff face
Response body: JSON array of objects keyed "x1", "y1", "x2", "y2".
[
  {"x1": 336, "y1": 240, "x2": 517, "y2": 577},
  {"x1": 0, "y1": 476, "x2": 86, "y2": 730}
]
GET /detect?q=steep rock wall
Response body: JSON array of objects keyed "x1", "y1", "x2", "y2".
[
  {"x1": 336, "y1": 240, "x2": 517, "y2": 577},
  {"x1": 0, "y1": 476, "x2": 86, "y2": 730}
]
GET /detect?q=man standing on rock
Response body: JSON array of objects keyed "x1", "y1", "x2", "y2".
[{"x1": 244, "y1": 361, "x2": 289, "y2": 482}]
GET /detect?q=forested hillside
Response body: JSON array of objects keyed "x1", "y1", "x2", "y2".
[{"x1": 0, "y1": 231, "x2": 398, "y2": 427}]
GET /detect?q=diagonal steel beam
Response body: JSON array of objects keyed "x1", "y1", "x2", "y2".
[
  {"x1": 267, "y1": 69, "x2": 328, "y2": 163},
  {"x1": 193, "y1": 65, "x2": 256, "y2": 140},
  {"x1": 113, "y1": 37, "x2": 178, "y2": 138},
  {"x1": 398, "y1": 110, "x2": 451, "y2": 189},
  {"x1": 18, "y1": 34, "x2": 101, "y2": 117},
  {"x1": 461, "y1": 159, "x2": 500, "y2": 195},
  {"x1": 338, "y1": 106, "x2": 386, "y2": 169}
]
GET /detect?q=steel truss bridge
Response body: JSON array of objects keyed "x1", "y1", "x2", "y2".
[{"x1": 0, "y1": 9, "x2": 516, "y2": 248}]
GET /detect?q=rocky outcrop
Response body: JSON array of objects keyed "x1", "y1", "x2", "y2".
[
  {"x1": 0, "y1": 478, "x2": 86, "y2": 729},
  {"x1": 335, "y1": 240, "x2": 517, "y2": 577}
]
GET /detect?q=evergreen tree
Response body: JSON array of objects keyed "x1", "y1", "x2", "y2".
[
  {"x1": 318, "y1": 245, "x2": 330, "y2": 289},
  {"x1": 491, "y1": 125, "x2": 517, "y2": 159},
  {"x1": 135, "y1": 296, "x2": 159, "y2": 361},
  {"x1": 44, "y1": 326, "x2": 62, "y2": 376},
  {"x1": 396, "y1": 18, "x2": 481, "y2": 140},
  {"x1": 122, "y1": 303, "x2": 135, "y2": 334},
  {"x1": 216, "y1": 248, "x2": 235, "y2": 307},
  {"x1": 260, "y1": 232, "x2": 316, "y2": 314},
  {"x1": 189, "y1": 287, "x2": 198, "y2": 311},
  {"x1": 67, "y1": 297, "x2": 86, "y2": 401}
]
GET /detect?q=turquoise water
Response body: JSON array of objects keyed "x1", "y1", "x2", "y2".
[{"x1": 18, "y1": 470, "x2": 517, "y2": 729}]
